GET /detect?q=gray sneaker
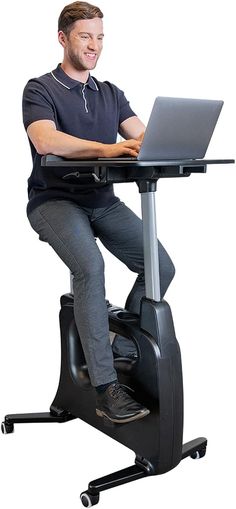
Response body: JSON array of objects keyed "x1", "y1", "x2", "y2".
[{"x1": 96, "y1": 382, "x2": 150, "y2": 424}]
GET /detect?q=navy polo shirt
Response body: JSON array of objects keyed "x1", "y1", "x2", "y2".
[{"x1": 22, "y1": 64, "x2": 136, "y2": 215}]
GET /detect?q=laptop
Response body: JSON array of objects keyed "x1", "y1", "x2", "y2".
[{"x1": 99, "y1": 96, "x2": 223, "y2": 161}]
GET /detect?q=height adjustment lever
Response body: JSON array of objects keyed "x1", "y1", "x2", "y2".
[{"x1": 62, "y1": 171, "x2": 101, "y2": 182}]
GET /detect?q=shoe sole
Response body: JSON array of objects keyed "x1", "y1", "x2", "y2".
[{"x1": 96, "y1": 408, "x2": 150, "y2": 423}]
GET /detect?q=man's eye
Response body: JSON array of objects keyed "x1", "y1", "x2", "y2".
[{"x1": 81, "y1": 35, "x2": 89, "y2": 39}]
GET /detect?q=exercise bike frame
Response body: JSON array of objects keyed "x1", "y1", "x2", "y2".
[{"x1": 2, "y1": 157, "x2": 234, "y2": 506}]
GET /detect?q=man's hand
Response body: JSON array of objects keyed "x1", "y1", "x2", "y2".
[{"x1": 102, "y1": 138, "x2": 142, "y2": 158}]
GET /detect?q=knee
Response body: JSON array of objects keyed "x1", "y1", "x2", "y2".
[
  {"x1": 164, "y1": 254, "x2": 176, "y2": 285},
  {"x1": 168, "y1": 258, "x2": 176, "y2": 283},
  {"x1": 73, "y1": 254, "x2": 105, "y2": 282},
  {"x1": 160, "y1": 256, "x2": 175, "y2": 298}
]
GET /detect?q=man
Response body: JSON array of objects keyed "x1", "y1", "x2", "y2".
[{"x1": 23, "y1": 1, "x2": 175, "y2": 424}]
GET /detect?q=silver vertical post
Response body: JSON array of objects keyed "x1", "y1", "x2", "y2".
[
  {"x1": 70, "y1": 272, "x2": 74, "y2": 295},
  {"x1": 141, "y1": 191, "x2": 161, "y2": 302}
]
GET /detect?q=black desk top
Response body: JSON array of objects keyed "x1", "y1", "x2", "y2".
[
  {"x1": 41, "y1": 155, "x2": 234, "y2": 168},
  {"x1": 41, "y1": 155, "x2": 234, "y2": 183}
]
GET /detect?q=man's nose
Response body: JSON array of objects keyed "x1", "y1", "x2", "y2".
[{"x1": 88, "y1": 38, "x2": 99, "y2": 51}]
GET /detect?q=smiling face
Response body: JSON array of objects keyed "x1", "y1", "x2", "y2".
[{"x1": 58, "y1": 17, "x2": 104, "y2": 72}]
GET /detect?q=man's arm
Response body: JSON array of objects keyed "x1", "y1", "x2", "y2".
[
  {"x1": 27, "y1": 119, "x2": 142, "y2": 159},
  {"x1": 119, "y1": 116, "x2": 146, "y2": 141}
]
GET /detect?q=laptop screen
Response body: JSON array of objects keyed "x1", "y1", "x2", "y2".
[{"x1": 137, "y1": 96, "x2": 223, "y2": 160}]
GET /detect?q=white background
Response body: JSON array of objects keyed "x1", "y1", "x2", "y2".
[{"x1": 0, "y1": 0, "x2": 235, "y2": 507}]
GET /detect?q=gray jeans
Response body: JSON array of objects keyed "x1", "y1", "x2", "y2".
[{"x1": 28, "y1": 199, "x2": 175, "y2": 386}]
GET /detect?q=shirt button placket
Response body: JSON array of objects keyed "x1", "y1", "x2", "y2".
[{"x1": 82, "y1": 84, "x2": 89, "y2": 113}]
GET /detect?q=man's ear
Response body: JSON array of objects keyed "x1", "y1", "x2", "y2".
[{"x1": 58, "y1": 30, "x2": 67, "y2": 48}]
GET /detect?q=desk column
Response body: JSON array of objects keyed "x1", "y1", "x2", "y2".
[{"x1": 138, "y1": 180, "x2": 161, "y2": 302}]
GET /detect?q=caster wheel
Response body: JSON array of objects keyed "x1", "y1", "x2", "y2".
[
  {"x1": 80, "y1": 490, "x2": 99, "y2": 507},
  {"x1": 1, "y1": 421, "x2": 14, "y2": 434},
  {"x1": 191, "y1": 448, "x2": 206, "y2": 460}
]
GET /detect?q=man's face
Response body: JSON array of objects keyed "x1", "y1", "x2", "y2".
[{"x1": 60, "y1": 18, "x2": 104, "y2": 72}]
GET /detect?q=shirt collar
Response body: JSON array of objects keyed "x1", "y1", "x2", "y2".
[{"x1": 50, "y1": 64, "x2": 99, "y2": 91}]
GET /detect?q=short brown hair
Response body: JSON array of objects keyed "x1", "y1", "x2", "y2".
[{"x1": 58, "y1": 1, "x2": 103, "y2": 35}]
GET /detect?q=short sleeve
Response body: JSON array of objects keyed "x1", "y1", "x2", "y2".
[
  {"x1": 116, "y1": 87, "x2": 136, "y2": 124},
  {"x1": 22, "y1": 80, "x2": 56, "y2": 130}
]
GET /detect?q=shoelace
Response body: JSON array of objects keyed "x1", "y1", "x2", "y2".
[{"x1": 109, "y1": 383, "x2": 133, "y2": 400}]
